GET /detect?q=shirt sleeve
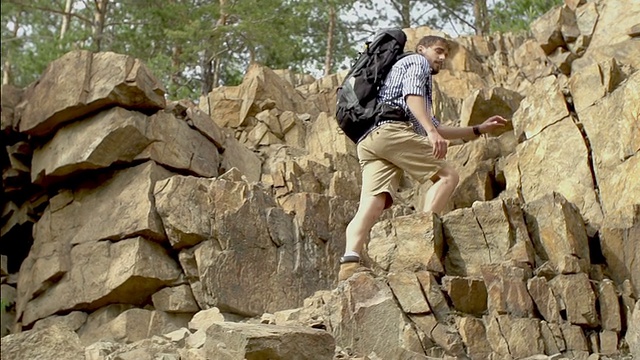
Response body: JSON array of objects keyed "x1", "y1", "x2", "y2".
[{"x1": 401, "y1": 56, "x2": 431, "y2": 99}]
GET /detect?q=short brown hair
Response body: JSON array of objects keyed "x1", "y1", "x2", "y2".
[{"x1": 415, "y1": 35, "x2": 449, "y2": 52}]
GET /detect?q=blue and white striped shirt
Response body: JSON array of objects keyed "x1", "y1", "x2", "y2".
[{"x1": 377, "y1": 54, "x2": 440, "y2": 136}]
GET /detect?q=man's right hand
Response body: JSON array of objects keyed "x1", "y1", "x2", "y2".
[{"x1": 427, "y1": 129, "x2": 447, "y2": 159}]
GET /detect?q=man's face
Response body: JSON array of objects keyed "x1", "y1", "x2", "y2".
[{"x1": 419, "y1": 41, "x2": 448, "y2": 74}]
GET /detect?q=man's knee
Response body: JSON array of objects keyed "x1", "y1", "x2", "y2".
[
  {"x1": 358, "y1": 193, "x2": 388, "y2": 217},
  {"x1": 434, "y1": 166, "x2": 459, "y2": 187}
]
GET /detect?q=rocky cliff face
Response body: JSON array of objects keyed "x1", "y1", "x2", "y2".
[{"x1": 1, "y1": 0, "x2": 639, "y2": 359}]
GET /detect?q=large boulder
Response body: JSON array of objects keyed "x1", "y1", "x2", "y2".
[
  {"x1": 508, "y1": 118, "x2": 603, "y2": 232},
  {"x1": 203, "y1": 322, "x2": 335, "y2": 360},
  {"x1": 0, "y1": 325, "x2": 84, "y2": 360},
  {"x1": 31, "y1": 107, "x2": 220, "y2": 185},
  {"x1": 576, "y1": 71, "x2": 640, "y2": 217},
  {"x1": 154, "y1": 175, "x2": 338, "y2": 316},
  {"x1": 19, "y1": 237, "x2": 181, "y2": 326},
  {"x1": 19, "y1": 51, "x2": 165, "y2": 137}
]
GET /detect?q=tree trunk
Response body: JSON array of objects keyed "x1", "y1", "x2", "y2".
[
  {"x1": 2, "y1": 60, "x2": 11, "y2": 86},
  {"x1": 93, "y1": 0, "x2": 109, "y2": 51},
  {"x1": 473, "y1": 0, "x2": 490, "y2": 35},
  {"x1": 201, "y1": 48, "x2": 214, "y2": 95},
  {"x1": 205, "y1": 0, "x2": 228, "y2": 93},
  {"x1": 170, "y1": 44, "x2": 182, "y2": 94},
  {"x1": 60, "y1": 0, "x2": 73, "y2": 40},
  {"x1": 401, "y1": 0, "x2": 411, "y2": 28},
  {"x1": 324, "y1": 5, "x2": 336, "y2": 76}
]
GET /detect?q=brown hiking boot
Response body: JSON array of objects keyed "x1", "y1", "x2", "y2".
[{"x1": 338, "y1": 256, "x2": 371, "y2": 282}]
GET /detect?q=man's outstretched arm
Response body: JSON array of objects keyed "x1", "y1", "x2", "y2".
[{"x1": 438, "y1": 115, "x2": 509, "y2": 140}]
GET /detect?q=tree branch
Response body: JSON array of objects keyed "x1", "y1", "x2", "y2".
[
  {"x1": 429, "y1": 0, "x2": 476, "y2": 30},
  {"x1": 5, "y1": 0, "x2": 93, "y2": 25}
]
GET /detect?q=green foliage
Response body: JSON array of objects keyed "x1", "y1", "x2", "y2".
[
  {"x1": 490, "y1": 0, "x2": 563, "y2": 33},
  {"x1": 1, "y1": 0, "x2": 562, "y2": 100}
]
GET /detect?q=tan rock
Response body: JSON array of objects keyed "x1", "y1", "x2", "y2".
[
  {"x1": 218, "y1": 130, "x2": 262, "y2": 182},
  {"x1": 246, "y1": 121, "x2": 271, "y2": 147},
  {"x1": 523, "y1": 192, "x2": 591, "y2": 270},
  {"x1": 369, "y1": 212, "x2": 444, "y2": 274},
  {"x1": 548, "y1": 47, "x2": 577, "y2": 75},
  {"x1": 415, "y1": 271, "x2": 451, "y2": 322},
  {"x1": 443, "y1": 199, "x2": 525, "y2": 277},
  {"x1": 531, "y1": 6, "x2": 565, "y2": 54},
  {"x1": 104, "y1": 337, "x2": 180, "y2": 360},
  {"x1": 31, "y1": 107, "x2": 149, "y2": 184},
  {"x1": 184, "y1": 106, "x2": 225, "y2": 149},
  {"x1": 527, "y1": 277, "x2": 561, "y2": 323},
  {"x1": 19, "y1": 51, "x2": 164, "y2": 137},
  {"x1": 135, "y1": 111, "x2": 220, "y2": 177},
  {"x1": 199, "y1": 85, "x2": 243, "y2": 128},
  {"x1": 157, "y1": 176, "x2": 336, "y2": 316},
  {"x1": 31, "y1": 108, "x2": 219, "y2": 185},
  {"x1": 457, "y1": 317, "x2": 492, "y2": 360},
  {"x1": 564, "y1": 0, "x2": 585, "y2": 11},
  {"x1": 485, "y1": 315, "x2": 544, "y2": 359},
  {"x1": 283, "y1": 120, "x2": 307, "y2": 148},
  {"x1": 152, "y1": 285, "x2": 200, "y2": 314},
  {"x1": 505, "y1": 119, "x2": 602, "y2": 234},
  {"x1": 188, "y1": 308, "x2": 225, "y2": 331},
  {"x1": 85, "y1": 309, "x2": 189, "y2": 345},
  {"x1": 279, "y1": 192, "x2": 331, "y2": 246},
  {"x1": 306, "y1": 112, "x2": 356, "y2": 160},
  {"x1": 442, "y1": 207, "x2": 488, "y2": 277},
  {"x1": 442, "y1": 276, "x2": 487, "y2": 316},
  {"x1": 84, "y1": 341, "x2": 120, "y2": 360},
  {"x1": 328, "y1": 171, "x2": 361, "y2": 200},
  {"x1": 481, "y1": 264, "x2": 535, "y2": 318},
  {"x1": 627, "y1": 301, "x2": 640, "y2": 358},
  {"x1": 40, "y1": 161, "x2": 171, "y2": 247},
  {"x1": 512, "y1": 75, "x2": 569, "y2": 141},
  {"x1": 388, "y1": 272, "x2": 431, "y2": 314},
  {"x1": 289, "y1": 274, "x2": 422, "y2": 359},
  {"x1": 16, "y1": 162, "x2": 172, "y2": 323},
  {"x1": 411, "y1": 314, "x2": 465, "y2": 357},
  {"x1": 540, "y1": 321, "x2": 566, "y2": 354},
  {"x1": 599, "y1": 330, "x2": 618, "y2": 355},
  {"x1": 600, "y1": 205, "x2": 640, "y2": 299},
  {"x1": 203, "y1": 322, "x2": 335, "y2": 360},
  {"x1": 459, "y1": 86, "x2": 522, "y2": 129},
  {"x1": 598, "y1": 280, "x2": 622, "y2": 332},
  {"x1": 560, "y1": 5, "x2": 580, "y2": 43},
  {"x1": 513, "y1": 39, "x2": 553, "y2": 82},
  {"x1": 21, "y1": 237, "x2": 181, "y2": 326},
  {"x1": 549, "y1": 273, "x2": 598, "y2": 327},
  {"x1": 238, "y1": 64, "x2": 311, "y2": 126},
  {"x1": 441, "y1": 138, "x2": 510, "y2": 211},
  {"x1": 578, "y1": 72, "x2": 640, "y2": 215},
  {"x1": 560, "y1": 322, "x2": 589, "y2": 351},
  {"x1": 33, "y1": 311, "x2": 87, "y2": 332},
  {"x1": 585, "y1": 0, "x2": 640, "y2": 51},
  {"x1": 569, "y1": 58, "x2": 624, "y2": 112},
  {"x1": 1, "y1": 84, "x2": 24, "y2": 132},
  {"x1": 0, "y1": 325, "x2": 84, "y2": 360},
  {"x1": 78, "y1": 304, "x2": 135, "y2": 345}
]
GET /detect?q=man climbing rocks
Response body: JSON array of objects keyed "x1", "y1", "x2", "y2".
[{"x1": 339, "y1": 35, "x2": 508, "y2": 282}]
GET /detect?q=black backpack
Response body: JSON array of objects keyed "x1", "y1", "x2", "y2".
[{"x1": 335, "y1": 28, "x2": 408, "y2": 143}]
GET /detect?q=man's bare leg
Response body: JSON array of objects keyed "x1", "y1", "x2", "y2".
[
  {"x1": 339, "y1": 193, "x2": 387, "y2": 281},
  {"x1": 423, "y1": 166, "x2": 459, "y2": 214},
  {"x1": 344, "y1": 193, "x2": 388, "y2": 255}
]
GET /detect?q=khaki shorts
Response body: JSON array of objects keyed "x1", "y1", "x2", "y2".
[{"x1": 357, "y1": 122, "x2": 448, "y2": 208}]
